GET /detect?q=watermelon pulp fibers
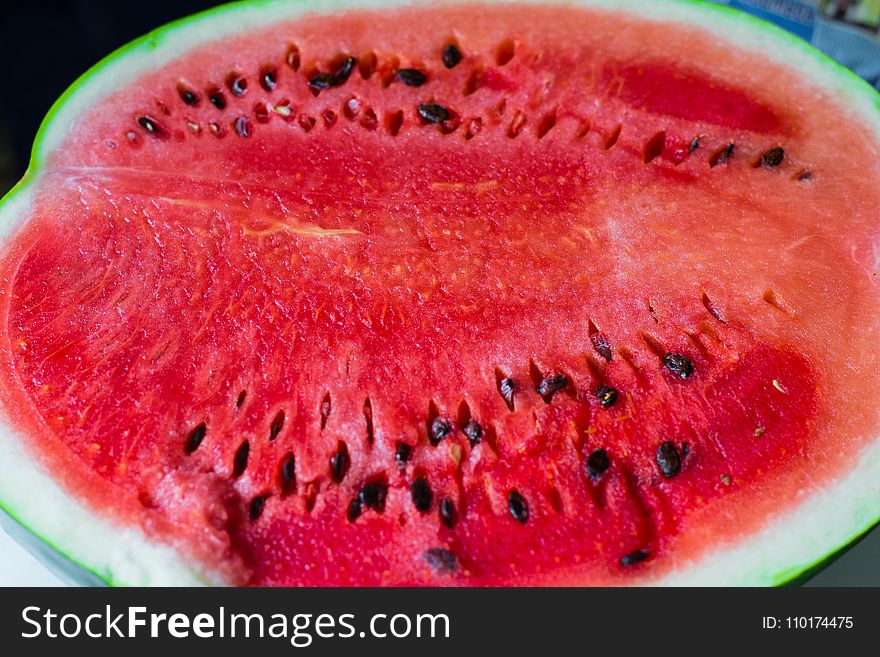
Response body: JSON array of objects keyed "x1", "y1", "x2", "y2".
[{"x1": 1, "y1": 0, "x2": 880, "y2": 585}]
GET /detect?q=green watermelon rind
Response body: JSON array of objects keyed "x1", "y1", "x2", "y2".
[{"x1": 0, "y1": 0, "x2": 878, "y2": 587}]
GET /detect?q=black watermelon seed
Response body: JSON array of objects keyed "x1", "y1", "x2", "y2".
[
  {"x1": 336, "y1": 56, "x2": 357, "y2": 81},
  {"x1": 585, "y1": 448, "x2": 610, "y2": 479},
  {"x1": 595, "y1": 385, "x2": 619, "y2": 408},
  {"x1": 688, "y1": 136, "x2": 700, "y2": 153},
  {"x1": 720, "y1": 143, "x2": 735, "y2": 162},
  {"x1": 137, "y1": 116, "x2": 166, "y2": 137},
  {"x1": 249, "y1": 494, "x2": 268, "y2": 521},
  {"x1": 209, "y1": 90, "x2": 227, "y2": 109},
  {"x1": 178, "y1": 86, "x2": 199, "y2": 106},
  {"x1": 411, "y1": 476, "x2": 433, "y2": 512},
  {"x1": 424, "y1": 547, "x2": 459, "y2": 574},
  {"x1": 463, "y1": 419, "x2": 483, "y2": 446},
  {"x1": 656, "y1": 441, "x2": 682, "y2": 478},
  {"x1": 280, "y1": 452, "x2": 296, "y2": 493},
  {"x1": 234, "y1": 116, "x2": 251, "y2": 138},
  {"x1": 397, "y1": 68, "x2": 427, "y2": 86},
  {"x1": 498, "y1": 377, "x2": 516, "y2": 410},
  {"x1": 591, "y1": 332, "x2": 614, "y2": 362},
  {"x1": 418, "y1": 103, "x2": 450, "y2": 124},
  {"x1": 329, "y1": 442, "x2": 350, "y2": 482},
  {"x1": 537, "y1": 372, "x2": 568, "y2": 400},
  {"x1": 395, "y1": 442, "x2": 412, "y2": 466},
  {"x1": 228, "y1": 75, "x2": 248, "y2": 97},
  {"x1": 232, "y1": 440, "x2": 250, "y2": 478},
  {"x1": 663, "y1": 352, "x2": 694, "y2": 379},
  {"x1": 184, "y1": 422, "x2": 207, "y2": 454},
  {"x1": 261, "y1": 68, "x2": 278, "y2": 91},
  {"x1": 439, "y1": 498, "x2": 457, "y2": 528},
  {"x1": 359, "y1": 482, "x2": 388, "y2": 512},
  {"x1": 620, "y1": 549, "x2": 651, "y2": 567},
  {"x1": 347, "y1": 497, "x2": 362, "y2": 522},
  {"x1": 137, "y1": 116, "x2": 157, "y2": 131},
  {"x1": 442, "y1": 43, "x2": 463, "y2": 69},
  {"x1": 508, "y1": 490, "x2": 529, "y2": 524},
  {"x1": 430, "y1": 416, "x2": 453, "y2": 446},
  {"x1": 236, "y1": 389, "x2": 247, "y2": 408},
  {"x1": 309, "y1": 72, "x2": 340, "y2": 90},
  {"x1": 269, "y1": 409, "x2": 285, "y2": 440},
  {"x1": 711, "y1": 142, "x2": 735, "y2": 167},
  {"x1": 761, "y1": 146, "x2": 785, "y2": 167}
]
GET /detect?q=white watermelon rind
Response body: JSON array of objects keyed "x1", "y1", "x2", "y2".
[{"x1": 0, "y1": 0, "x2": 878, "y2": 587}]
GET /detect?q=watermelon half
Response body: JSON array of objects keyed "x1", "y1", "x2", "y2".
[{"x1": 1, "y1": 0, "x2": 880, "y2": 586}]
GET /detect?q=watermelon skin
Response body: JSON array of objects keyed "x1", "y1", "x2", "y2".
[{"x1": 0, "y1": 0, "x2": 876, "y2": 583}]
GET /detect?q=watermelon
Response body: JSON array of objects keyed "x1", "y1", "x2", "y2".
[{"x1": 1, "y1": 0, "x2": 880, "y2": 587}]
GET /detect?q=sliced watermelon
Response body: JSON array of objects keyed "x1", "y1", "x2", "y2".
[{"x1": 1, "y1": 0, "x2": 880, "y2": 586}]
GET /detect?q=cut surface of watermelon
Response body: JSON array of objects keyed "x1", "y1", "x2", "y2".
[{"x1": 1, "y1": 0, "x2": 880, "y2": 586}]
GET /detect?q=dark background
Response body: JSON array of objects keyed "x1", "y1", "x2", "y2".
[
  {"x1": 0, "y1": 0, "x2": 218, "y2": 190},
  {"x1": 0, "y1": 0, "x2": 878, "y2": 586},
  {"x1": 3, "y1": 587, "x2": 880, "y2": 652}
]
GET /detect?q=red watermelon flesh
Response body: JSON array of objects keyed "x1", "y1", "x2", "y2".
[{"x1": 0, "y1": 2, "x2": 880, "y2": 585}]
